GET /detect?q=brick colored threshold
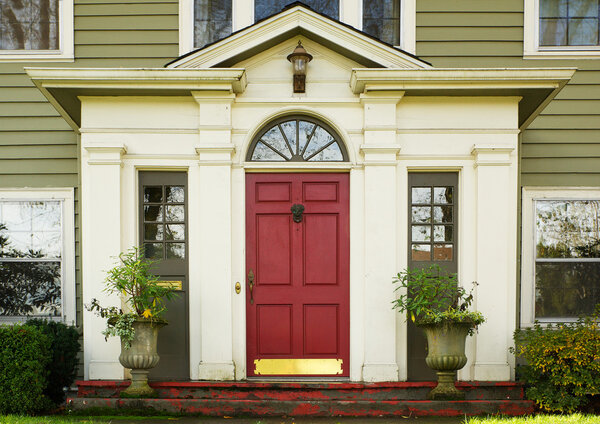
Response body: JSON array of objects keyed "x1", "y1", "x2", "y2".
[{"x1": 70, "y1": 381, "x2": 534, "y2": 417}]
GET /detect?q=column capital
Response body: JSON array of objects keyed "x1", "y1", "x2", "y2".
[
  {"x1": 471, "y1": 144, "x2": 514, "y2": 167},
  {"x1": 83, "y1": 143, "x2": 126, "y2": 166},
  {"x1": 195, "y1": 144, "x2": 236, "y2": 164},
  {"x1": 360, "y1": 144, "x2": 401, "y2": 165}
]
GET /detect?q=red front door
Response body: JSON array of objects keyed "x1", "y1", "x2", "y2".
[{"x1": 246, "y1": 173, "x2": 349, "y2": 377}]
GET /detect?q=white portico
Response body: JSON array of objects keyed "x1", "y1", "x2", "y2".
[{"x1": 27, "y1": 4, "x2": 574, "y2": 383}]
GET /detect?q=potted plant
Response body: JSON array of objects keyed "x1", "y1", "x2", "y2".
[
  {"x1": 87, "y1": 247, "x2": 176, "y2": 397},
  {"x1": 392, "y1": 265, "x2": 485, "y2": 400}
]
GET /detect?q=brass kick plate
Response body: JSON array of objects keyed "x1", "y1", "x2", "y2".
[
  {"x1": 157, "y1": 280, "x2": 183, "y2": 291},
  {"x1": 254, "y1": 358, "x2": 343, "y2": 375}
]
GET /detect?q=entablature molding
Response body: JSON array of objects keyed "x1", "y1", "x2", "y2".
[
  {"x1": 84, "y1": 143, "x2": 127, "y2": 166},
  {"x1": 471, "y1": 145, "x2": 515, "y2": 167}
]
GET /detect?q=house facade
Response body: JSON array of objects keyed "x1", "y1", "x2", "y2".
[{"x1": 0, "y1": 0, "x2": 598, "y2": 383}]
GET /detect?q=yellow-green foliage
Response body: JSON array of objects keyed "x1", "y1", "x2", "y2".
[
  {"x1": 512, "y1": 314, "x2": 600, "y2": 413},
  {"x1": 466, "y1": 413, "x2": 600, "y2": 424}
]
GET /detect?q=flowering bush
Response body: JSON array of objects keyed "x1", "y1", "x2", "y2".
[
  {"x1": 87, "y1": 247, "x2": 176, "y2": 348},
  {"x1": 511, "y1": 309, "x2": 600, "y2": 413}
]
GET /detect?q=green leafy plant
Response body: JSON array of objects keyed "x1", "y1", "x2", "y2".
[
  {"x1": 0, "y1": 324, "x2": 52, "y2": 414},
  {"x1": 86, "y1": 247, "x2": 177, "y2": 348},
  {"x1": 511, "y1": 308, "x2": 600, "y2": 413},
  {"x1": 25, "y1": 319, "x2": 80, "y2": 405},
  {"x1": 392, "y1": 264, "x2": 484, "y2": 333}
]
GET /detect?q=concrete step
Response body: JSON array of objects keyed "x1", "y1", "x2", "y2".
[
  {"x1": 67, "y1": 397, "x2": 535, "y2": 417},
  {"x1": 76, "y1": 380, "x2": 525, "y2": 401}
]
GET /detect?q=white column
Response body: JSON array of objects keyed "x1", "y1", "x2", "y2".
[
  {"x1": 360, "y1": 92, "x2": 403, "y2": 382},
  {"x1": 471, "y1": 145, "x2": 516, "y2": 381},
  {"x1": 82, "y1": 143, "x2": 126, "y2": 380},
  {"x1": 193, "y1": 91, "x2": 236, "y2": 380}
]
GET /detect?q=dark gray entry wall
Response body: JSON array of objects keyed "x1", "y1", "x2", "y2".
[
  {"x1": 139, "y1": 171, "x2": 190, "y2": 380},
  {"x1": 407, "y1": 172, "x2": 458, "y2": 381}
]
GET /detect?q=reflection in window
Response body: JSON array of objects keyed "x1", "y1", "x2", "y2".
[
  {"x1": 194, "y1": 0, "x2": 232, "y2": 48},
  {"x1": 363, "y1": 0, "x2": 401, "y2": 45},
  {"x1": 254, "y1": 0, "x2": 338, "y2": 21},
  {"x1": 143, "y1": 186, "x2": 186, "y2": 260},
  {"x1": 535, "y1": 200, "x2": 600, "y2": 317},
  {"x1": 0, "y1": 201, "x2": 62, "y2": 316},
  {"x1": 0, "y1": 0, "x2": 59, "y2": 50},
  {"x1": 410, "y1": 187, "x2": 454, "y2": 262},
  {"x1": 539, "y1": 0, "x2": 600, "y2": 46},
  {"x1": 249, "y1": 118, "x2": 347, "y2": 162}
]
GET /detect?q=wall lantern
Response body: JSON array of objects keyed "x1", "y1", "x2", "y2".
[{"x1": 287, "y1": 41, "x2": 313, "y2": 93}]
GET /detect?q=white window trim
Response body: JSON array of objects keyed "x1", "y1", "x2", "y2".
[
  {"x1": 0, "y1": 188, "x2": 76, "y2": 324},
  {"x1": 179, "y1": 0, "x2": 415, "y2": 57},
  {"x1": 524, "y1": 0, "x2": 600, "y2": 59},
  {"x1": 0, "y1": 0, "x2": 74, "y2": 62},
  {"x1": 521, "y1": 187, "x2": 600, "y2": 328}
]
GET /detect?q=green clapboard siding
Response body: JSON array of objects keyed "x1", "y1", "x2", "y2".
[
  {"x1": 0, "y1": 0, "x2": 179, "y2": 343},
  {"x1": 416, "y1": 0, "x2": 600, "y2": 187}
]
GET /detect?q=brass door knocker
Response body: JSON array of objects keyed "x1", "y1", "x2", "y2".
[{"x1": 291, "y1": 204, "x2": 305, "y2": 223}]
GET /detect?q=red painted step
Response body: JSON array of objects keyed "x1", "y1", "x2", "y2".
[
  {"x1": 71, "y1": 381, "x2": 534, "y2": 417},
  {"x1": 76, "y1": 380, "x2": 525, "y2": 401}
]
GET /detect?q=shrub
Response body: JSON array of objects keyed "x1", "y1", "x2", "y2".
[
  {"x1": 512, "y1": 312, "x2": 600, "y2": 413},
  {"x1": 26, "y1": 319, "x2": 80, "y2": 405},
  {"x1": 0, "y1": 324, "x2": 52, "y2": 414}
]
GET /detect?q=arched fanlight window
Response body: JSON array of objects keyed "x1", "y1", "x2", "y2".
[{"x1": 247, "y1": 116, "x2": 348, "y2": 162}]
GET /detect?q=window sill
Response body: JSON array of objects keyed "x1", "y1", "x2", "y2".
[
  {"x1": 0, "y1": 51, "x2": 74, "y2": 62},
  {"x1": 524, "y1": 48, "x2": 600, "y2": 60}
]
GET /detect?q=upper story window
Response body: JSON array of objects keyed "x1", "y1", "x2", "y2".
[
  {"x1": 524, "y1": 0, "x2": 600, "y2": 57},
  {"x1": 186, "y1": 0, "x2": 411, "y2": 53},
  {"x1": 0, "y1": 189, "x2": 75, "y2": 323},
  {"x1": 363, "y1": 0, "x2": 401, "y2": 46},
  {"x1": 0, "y1": 0, "x2": 74, "y2": 60},
  {"x1": 521, "y1": 188, "x2": 600, "y2": 326},
  {"x1": 540, "y1": 0, "x2": 599, "y2": 46}
]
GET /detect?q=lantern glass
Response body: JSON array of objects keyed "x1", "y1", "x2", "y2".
[{"x1": 292, "y1": 57, "x2": 307, "y2": 75}]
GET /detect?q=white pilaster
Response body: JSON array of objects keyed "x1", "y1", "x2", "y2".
[
  {"x1": 360, "y1": 92, "x2": 403, "y2": 381},
  {"x1": 471, "y1": 145, "x2": 516, "y2": 381},
  {"x1": 193, "y1": 91, "x2": 237, "y2": 380},
  {"x1": 82, "y1": 143, "x2": 126, "y2": 380}
]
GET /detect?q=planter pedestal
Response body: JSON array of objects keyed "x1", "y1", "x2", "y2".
[
  {"x1": 118, "y1": 319, "x2": 166, "y2": 398},
  {"x1": 419, "y1": 321, "x2": 472, "y2": 400}
]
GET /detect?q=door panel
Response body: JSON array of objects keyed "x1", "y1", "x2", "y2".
[
  {"x1": 139, "y1": 171, "x2": 189, "y2": 380},
  {"x1": 246, "y1": 173, "x2": 349, "y2": 377},
  {"x1": 407, "y1": 172, "x2": 458, "y2": 381}
]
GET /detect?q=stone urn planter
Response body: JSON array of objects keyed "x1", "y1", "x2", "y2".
[
  {"x1": 419, "y1": 321, "x2": 472, "y2": 400},
  {"x1": 119, "y1": 318, "x2": 166, "y2": 397}
]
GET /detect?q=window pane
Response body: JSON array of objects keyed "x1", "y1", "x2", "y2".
[
  {"x1": 307, "y1": 143, "x2": 343, "y2": 161},
  {"x1": 144, "y1": 186, "x2": 162, "y2": 203},
  {"x1": 303, "y1": 126, "x2": 335, "y2": 159},
  {"x1": 298, "y1": 121, "x2": 316, "y2": 153},
  {"x1": 144, "y1": 224, "x2": 164, "y2": 241},
  {"x1": 165, "y1": 205, "x2": 185, "y2": 222},
  {"x1": 0, "y1": 0, "x2": 59, "y2": 50},
  {"x1": 0, "y1": 261, "x2": 61, "y2": 316},
  {"x1": 254, "y1": 0, "x2": 338, "y2": 21},
  {"x1": 433, "y1": 244, "x2": 453, "y2": 261},
  {"x1": 433, "y1": 187, "x2": 453, "y2": 204},
  {"x1": 535, "y1": 262, "x2": 600, "y2": 317},
  {"x1": 279, "y1": 121, "x2": 297, "y2": 154},
  {"x1": 536, "y1": 200, "x2": 600, "y2": 259},
  {"x1": 166, "y1": 242, "x2": 185, "y2": 259},
  {"x1": 568, "y1": 18, "x2": 598, "y2": 45},
  {"x1": 540, "y1": 0, "x2": 568, "y2": 17},
  {"x1": 411, "y1": 244, "x2": 431, "y2": 261},
  {"x1": 412, "y1": 187, "x2": 431, "y2": 204},
  {"x1": 0, "y1": 201, "x2": 61, "y2": 258},
  {"x1": 252, "y1": 141, "x2": 286, "y2": 161},
  {"x1": 412, "y1": 206, "x2": 431, "y2": 223},
  {"x1": 434, "y1": 225, "x2": 453, "y2": 242},
  {"x1": 540, "y1": 18, "x2": 568, "y2": 45},
  {"x1": 194, "y1": 0, "x2": 232, "y2": 47},
  {"x1": 412, "y1": 225, "x2": 431, "y2": 242},
  {"x1": 261, "y1": 126, "x2": 292, "y2": 159},
  {"x1": 569, "y1": 0, "x2": 597, "y2": 17},
  {"x1": 144, "y1": 205, "x2": 163, "y2": 222},
  {"x1": 362, "y1": 0, "x2": 400, "y2": 45},
  {"x1": 165, "y1": 224, "x2": 185, "y2": 241},
  {"x1": 433, "y1": 206, "x2": 453, "y2": 223},
  {"x1": 165, "y1": 186, "x2": 184, "y2": 203},
  {"x1": 144, "y1": 243, "x2": 163, "y2": 259}
]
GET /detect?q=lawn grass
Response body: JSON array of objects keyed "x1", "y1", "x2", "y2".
[
  {"x1": 466, "y1": 414, "x2": 600, "y2": 424},
  {"x1": 0, "y1": 417, "x2": 112, "y2": 424}
]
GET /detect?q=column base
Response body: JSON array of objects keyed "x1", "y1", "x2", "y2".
[
  {"x1": 473, "y1": 363, "x2": 511, "y2": 381},
  {"x1": 362, "y1": 363, "x2": 399, "y2": 382},
  {"x1": 88, "y1": 360, "x2": 123, "y2": 380},
  {"x1": 198, "y1": 361, "x2": 235, "y2": 381}
]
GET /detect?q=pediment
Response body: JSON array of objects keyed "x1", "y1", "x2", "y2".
[{"x1": 166, "y1": 3, "x2": 431, "y2": 70}]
